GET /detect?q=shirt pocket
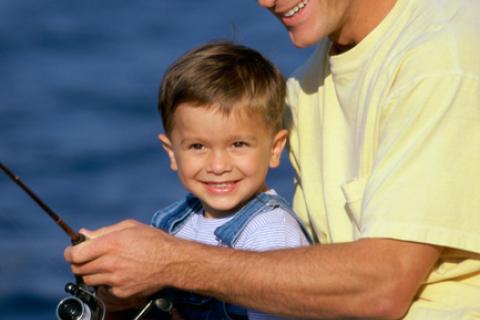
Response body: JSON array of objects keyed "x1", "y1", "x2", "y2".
[{"x1": 341, "y1": 177, "x2": 368, "y2": 234}]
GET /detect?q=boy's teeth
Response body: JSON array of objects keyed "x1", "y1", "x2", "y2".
[
  {"x1": 210, "y1": 183, "x2": 230, "y2": 188},
  {"x1": 285, "y1": 0, "x2": 309, "y2": 17}
]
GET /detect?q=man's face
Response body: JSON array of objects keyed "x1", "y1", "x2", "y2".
[{"x1": 257, "y1": 0, "x2": 354, "y2": 48}]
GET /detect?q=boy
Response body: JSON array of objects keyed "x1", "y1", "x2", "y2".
[{"x1": 154, "y1": 41, "x2": 311, "y2": 319}]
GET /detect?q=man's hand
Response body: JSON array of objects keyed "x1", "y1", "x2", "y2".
[
  {"x1": 96, "y1": 286, "x2": 146, "y2": 311},
  {"x1": 64, "y1": 219, "x2": 178, "y2": 299},
  {"x1": 64, "y1": 219, "x2": 442, "y2": 319}
]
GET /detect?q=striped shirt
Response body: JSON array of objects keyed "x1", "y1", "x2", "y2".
[{"x1": 175, "y1": 192, "x2": 309, "y2": 320}]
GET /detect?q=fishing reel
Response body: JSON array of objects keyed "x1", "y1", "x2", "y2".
[
  {"x1": 56, "y1": 283, "x2": 106, "y2": 320},
  {"x1": 56, "y1": 282, "x2": 174, "y2": 320}
]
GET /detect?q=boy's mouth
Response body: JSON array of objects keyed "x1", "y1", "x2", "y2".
[
  {"x1": 203, "y1": 180, "x2": 239, "y2": 193},
  {"x1": 284, "y1": 0, "x2": 309, "y2": 18}
]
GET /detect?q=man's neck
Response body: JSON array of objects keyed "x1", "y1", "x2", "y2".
[{"x1": 330, "y1": 0, "x2": 397, "y2": 54}]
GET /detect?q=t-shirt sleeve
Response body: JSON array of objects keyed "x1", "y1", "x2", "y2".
[{"x1": 359, "y1": 73, "x2": 480, "y2": 253}]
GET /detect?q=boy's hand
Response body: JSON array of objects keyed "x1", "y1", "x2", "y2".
[{"x1": 64, "y1": 219, "x2": 179, "y2": 299}]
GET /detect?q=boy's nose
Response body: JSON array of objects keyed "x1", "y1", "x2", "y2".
[{"x1": 207, "y1": 150, "x2": 233, "y2": 174}]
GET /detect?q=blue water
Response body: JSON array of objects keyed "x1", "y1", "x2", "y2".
[{"x1": 0, "y1": 1, "x2": 314, "y2": 318}]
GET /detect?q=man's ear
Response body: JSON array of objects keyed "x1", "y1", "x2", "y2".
[
  {"x1": 269, "y1": 129, "x2": 288, "y2": 168},
  {"x1": 158, "y1": 134, "x2": 178, "y2": 171}
]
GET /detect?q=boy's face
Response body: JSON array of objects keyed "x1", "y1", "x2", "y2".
[{"x1": 159, "y1": 103, "x2": 287, "y2": 219}]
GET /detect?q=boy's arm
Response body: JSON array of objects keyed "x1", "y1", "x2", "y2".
[{"x1": 65, "y1": 220, "x2": 441, "y2": 319}]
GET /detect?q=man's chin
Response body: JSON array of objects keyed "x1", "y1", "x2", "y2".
[{"x1": 289, "y1": 32, "x2": 316, "y2": 48}]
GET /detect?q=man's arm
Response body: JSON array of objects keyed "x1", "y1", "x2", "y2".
[{"x1": 65, "y1": 220, "x2": 441, "y2": 319}]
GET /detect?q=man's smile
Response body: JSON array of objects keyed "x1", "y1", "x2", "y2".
[{"x1": 283, "y1": 0, "x2": 309, "y2": 17}]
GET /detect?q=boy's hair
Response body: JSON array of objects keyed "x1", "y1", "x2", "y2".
[{"x1": 158, "y1": 41, "x2": 286, "y2": 135}]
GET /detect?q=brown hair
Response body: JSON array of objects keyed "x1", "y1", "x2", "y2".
[{"x1": 158, "y1": 41, "x2": 286, "y2": 135}]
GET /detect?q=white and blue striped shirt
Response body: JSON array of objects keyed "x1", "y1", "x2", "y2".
[{"x1": 175, "y1": 191, "x2": 310, "y2": 320}]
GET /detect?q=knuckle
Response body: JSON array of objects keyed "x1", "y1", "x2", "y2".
[
  {"x1": 124, "y1": 219, "x2": 139, "y2": 227},
  {"x1": 63, "y1": 248, "x2": 71, "y2": 261},
  {"x1": 69, "y1": 249, "x2": 80, "y2": 263},
  {"x1": 96, "y1": 226, "x2": 108, "y2": 234},
  {"x1": 110, "y1": 271, "x2": 124, "y2": 287},
  {"x1": 70, "y1": 265, "x2": 78, "y2": 274},
  {"x1": 82, "y1": 275, "x2": 94, "y2": 286},
  {"x1": 110, "y1": 286, "x2": 128, "y2": 299}
]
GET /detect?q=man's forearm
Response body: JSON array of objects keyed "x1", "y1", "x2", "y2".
[
  {"x1": 65, "y1": 222, "x2": 440, "y2": 319},
  {"x1": 165, "y1": 238, "x2": 441, "y2": 319}
]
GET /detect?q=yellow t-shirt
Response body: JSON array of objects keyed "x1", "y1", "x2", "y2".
[{"x1": 287, "y1": 0, "x2": 480, "y2": 317}]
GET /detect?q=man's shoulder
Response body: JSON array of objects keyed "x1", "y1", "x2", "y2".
[{"x1": 392, "y1": 0, "x2": 480, "y2": 77}]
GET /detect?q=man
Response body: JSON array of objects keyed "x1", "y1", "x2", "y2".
[{"x1": 66, "y1": 0, "x2": 480, "y2": 318}]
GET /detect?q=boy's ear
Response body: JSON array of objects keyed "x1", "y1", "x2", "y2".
[
  {"x1": 158, "y1": 134, "x2": 178, "y2": 171},
  {"x1": 269, "y1": 129, "x2": 288, "y2": 168}
]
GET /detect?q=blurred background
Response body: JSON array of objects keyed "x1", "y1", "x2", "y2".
[{"x1": 0, "y1": 1, "x2": 314, "y2": 318}]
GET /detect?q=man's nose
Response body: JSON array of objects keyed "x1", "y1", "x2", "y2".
[
  {"x1": 257, "y1": 0, "x2": 276, "y2": 9},
  {"x1": 207, "y1": 150, "x2": 233, "y2": 174}
]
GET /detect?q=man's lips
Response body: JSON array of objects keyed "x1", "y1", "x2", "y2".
[
  {"x1": 277, "y1": 0, "x2": 310, "y2": 27},
  {"x1": 282, "y1": 0, "x2": 309, "y2": 18}
]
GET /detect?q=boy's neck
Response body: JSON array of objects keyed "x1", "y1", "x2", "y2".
[{"x1": 202, "y1": 210, "x2": 236, "y2": 220}]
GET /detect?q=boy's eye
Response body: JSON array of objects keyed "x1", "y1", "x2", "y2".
[
  {"x1": 189, "y1": 143, "x2": 204, "y2": 150},
  {"x1": 232, "y1": 141, "x2": 249, "y2": 148}
]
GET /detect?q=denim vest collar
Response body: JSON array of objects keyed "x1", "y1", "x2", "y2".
[{"x1": 151, "y1": 191, "x2": 312, "y2": 247}]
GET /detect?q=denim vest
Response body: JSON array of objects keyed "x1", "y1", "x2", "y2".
[{"x1": 151, "y1": 191, "x2": 312, "y2": 320}]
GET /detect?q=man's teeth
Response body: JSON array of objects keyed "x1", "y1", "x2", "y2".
[{"x1": 284, "y1": 0, "x2": 309, "y2": 17}]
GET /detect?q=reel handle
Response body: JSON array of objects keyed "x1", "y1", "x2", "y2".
[{"x1": 132, "y1": 294, "x2": 173, "y2": 320}]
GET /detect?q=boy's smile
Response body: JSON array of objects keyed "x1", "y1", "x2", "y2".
[{"x1": 159, "y1": 103, "x2": 287, "y2": 219}]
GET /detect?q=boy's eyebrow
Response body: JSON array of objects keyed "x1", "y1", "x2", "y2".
[
  {"x1": 230, "y1": 134, "x2": 258, "y2": 141},
  {"x1": 178, "y1": 134, "x2": 259, "y2": 145}
]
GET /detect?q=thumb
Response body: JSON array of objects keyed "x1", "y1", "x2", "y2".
[
  {"x1": 80, "y1": 219, "x2": 142, "y2": 239},
  {"x1": 78, "y1": 228, "x2": 94, "y2": 239}
]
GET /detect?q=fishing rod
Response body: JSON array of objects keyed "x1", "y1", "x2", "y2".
[
  {"x1": 0, "y1": 161, "x2": 172, "y2": 320},
  {"x1": 0, "y1": 161, "x2": 105, "y2": 320},
  {"x1": 0, "y1": 162, "x2": 84, "y2": 244}
]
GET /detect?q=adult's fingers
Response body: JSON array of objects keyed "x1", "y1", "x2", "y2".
[
  {"x1": 81, "y1": 272, "x2": 115, "y2": 288},
  {"x1": 64, "y1": 233, "x2": 113, "y2": 264},
  {"x1": 70, "y1": 253, "x2": 116, "y2": 276},
  {"x1": 81, "y1": 219, "x2": 142, "y2": 239},
  {"x1": 65, "y1": 220, "x2": 143, "y2": 264}
]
